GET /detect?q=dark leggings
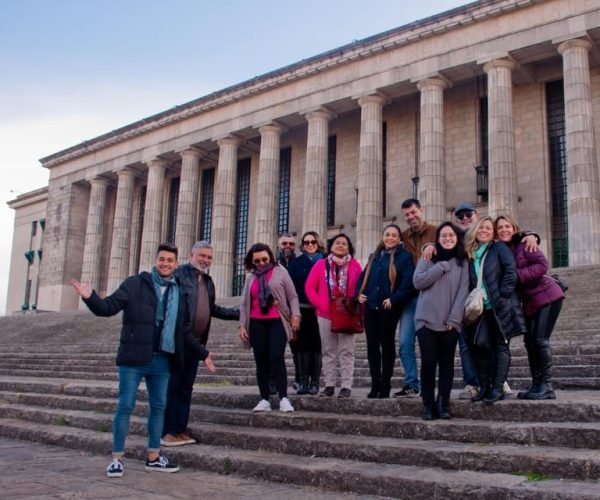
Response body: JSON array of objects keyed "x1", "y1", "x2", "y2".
[
  {"x1": 472, "y1": 310, "x2": 511, "y2": 392},
  {"x1": 364, "y1": 307, "x2": 399, "y2": 384},
  {"x1": 525, "y1": 299, "x2": 563, "y2": 347},
  {"x1": 295, "y1": 307, "x2": 322, "y2": 353},
  {"x1": 249, "y1": 319, "x2": 288, "y2": 400},
  {"x1": 417, "y1": 326, "x2": 458, "y2": 405}
]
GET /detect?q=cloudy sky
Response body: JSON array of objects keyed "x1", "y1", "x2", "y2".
[{"x1": 0, "y1": 0, "x2": 468, "y2": 314}]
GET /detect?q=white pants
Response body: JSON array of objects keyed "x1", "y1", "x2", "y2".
[{"x1": 318, "y1": 316, "x2": 356, "y2": 389}]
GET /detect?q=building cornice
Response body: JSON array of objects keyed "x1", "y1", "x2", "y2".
[
  {"x1": 40, "y1": 0, "x2": 541, "y2": 169},
  {"x1": 7, "y1": 186, "x2": 49, "y2": 209}
]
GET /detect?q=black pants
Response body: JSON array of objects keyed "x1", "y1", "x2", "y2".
[
  {"x1": 364, "y1": 307, "x2": 399, "y2": 385},
  {"x1": 295, "y1": 307, "x2": 321, "y2": 353},
  {"x1": 472, "y1": 310, "x2": 511, "y2": 392},
  {"x1": 249, "y1": 318, "x2": 288, "y2": 399},
  {"x1": 524, "y1": 299, "x2": 563, "y2": 383},
  {"x1": 163, "y1": 349, "x2": 201, "y2": 436},
  {"x1": 417, "y1": 326, "x2": 458, "y2": 405}
]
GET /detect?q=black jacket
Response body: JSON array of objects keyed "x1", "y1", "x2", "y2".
[
  {"x1": 468, "y1": 241, "x2": 526, "y2": 341},
  {"x1": 175, "y1": 263, "x2": 239, "y2": 346},
  {"x1": 83, "y1": 271, "x2": 208, "y2": 368},
  {"x1": 288, "y1": 253, "x2": 322, "y2": 306}
]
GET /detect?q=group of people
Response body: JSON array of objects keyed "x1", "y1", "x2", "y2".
[{"x1": 71, "y1": 199, "x2": 565, "y2": 477}]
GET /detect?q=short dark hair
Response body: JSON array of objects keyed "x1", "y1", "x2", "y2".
[
  {"x1": 326, "y1": 233, "x2": 354, "y2": 256},
  {"x1": 244, "y1": 243, "x2": 276, "y2": 271},
  {"x1": 157, "y1": 242, "x2": 178, "y2": 258},
  {"x1": 401, "y1": 198, "x2": 421, "y2": 210}
]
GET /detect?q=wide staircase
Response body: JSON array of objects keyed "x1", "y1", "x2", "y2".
[{"x1": 1, "y1": 266, "x2": 599, "y2": 498}]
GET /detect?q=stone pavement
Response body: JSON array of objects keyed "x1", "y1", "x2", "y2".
[{"x1": 3, "y1": 438, "x2": 384, "y2": 499}]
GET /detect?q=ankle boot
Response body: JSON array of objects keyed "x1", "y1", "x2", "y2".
[
  {"x1": 367, "y1": 378, "x2": 381, "y2": 399},
  {"x1": 378, "y1": 378, "x2": 391, "y2": 399},
  {"x1": 296, "y1": 352, "x2": 310, "y2": 395},
  {"x1": 484, "y1": 345, "x2": 510, "y2": 405},
  {"x1": 422, "y1": 403, "x2": 435, "y2": 420},
  {"x1": 436, "y1": 396, "x2": 451, "y2": 419},
  {"x1": 518, "y1": 342, "x2": 539, "y2": 399},
  {"x1": 523, "y1": 341, "x2": 556, "y2": 400},
  {"x1": 471, "y1": 356, "x2": 491, "y2": 402}
]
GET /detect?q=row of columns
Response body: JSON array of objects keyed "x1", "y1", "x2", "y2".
[{"x1": 78, "y1": 36, "x2": 600, "y2": 300}]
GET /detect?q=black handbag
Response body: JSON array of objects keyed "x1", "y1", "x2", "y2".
[{"x1": 549, "y1": 274, "x2": 568, "y2": 292}]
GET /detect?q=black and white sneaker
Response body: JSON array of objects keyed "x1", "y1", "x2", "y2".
[
  {"x1": 106, "y1": 458, "x2": 124, "y2": 478},
  {"x1": 145, "y1": 455, "x2": 180, "y2": 473}
]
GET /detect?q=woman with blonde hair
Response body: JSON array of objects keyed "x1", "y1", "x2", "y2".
[
  {"x1": 495, "y1": 214, "x2": 564, "y2": 399},
  {"x1": 464, "y1": 216, "x2": 526, "y2": 404}
]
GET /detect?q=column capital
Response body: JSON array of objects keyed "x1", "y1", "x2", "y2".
[
  {"x1": 483, "y1": 59, "x2": 516, "y2": 74},
  {"x1": 114, "y1": 167, "x2": 137, "y2": 179},
  {"x1": 86, "y1": 175, "x2": 111, "y2": 187},
  {"x1": 416, "y1": 77, "x2": 450, "y2": 91},
  {"x1": 557, "y1": 38, "x2": 593, "y2": 55},
  {"x1": 145, "y1": 158, "x2": 168, "y2": 170},
  {"x1": 257, "y1": 122, "x2": 287, "y2": 135},
  {"x1": 216, "y1": 135, "x2": 242, "y2": 148},
  {"x1": 177, "y1": 146, "x2": 205, "y2": 160},
  {"x1": 356, "y1": 92, "x2": 390, "y2": 107},
  {"x1": 304, "y1": 107, "x2": 337, "y2": 122}
]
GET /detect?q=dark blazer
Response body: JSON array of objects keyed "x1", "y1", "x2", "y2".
[
  {"x1": 288, "y1": 253, "x2": 323, "y2": 306},
  {"x1": 175, "y1": 263, "x2": 239, "y2": 346},
  {"x1": 83, "y1": 271, "x2": 208, "y2": 368},
  {"x1": 468, "y1": 241, "x2": 527, "y2": 340}
]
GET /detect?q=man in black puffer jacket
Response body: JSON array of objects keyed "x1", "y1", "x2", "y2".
[{"x1": 71, "y1": 243, "x2": 215, "y2": 478}]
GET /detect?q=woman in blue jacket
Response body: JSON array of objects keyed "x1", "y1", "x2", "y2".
[{"x1": 356, "y1": 224, "x2": 414, "y2": 398}]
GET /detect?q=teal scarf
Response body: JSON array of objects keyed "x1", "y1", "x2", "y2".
[
  {"x1": 151, "y1": 267, "x2": 178, "y2": 354},
  {"x1": 474, "y1": 242, "x2": 491, "y2": 309}
]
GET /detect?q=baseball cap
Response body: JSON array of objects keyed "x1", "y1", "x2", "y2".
[{"x1": 454, "y1": 202, "x2": 476, "y2": 215}]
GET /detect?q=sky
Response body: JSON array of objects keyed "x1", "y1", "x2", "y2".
[{"x1": 0, "y1": 0, "x2": 469, "y2": 314}]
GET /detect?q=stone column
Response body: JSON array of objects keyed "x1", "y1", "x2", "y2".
[
  {"x1": 557, "y1": 39, "x2": 600, "y2": 266},
  {"x1": 139, "y1": 159, "x2": 167, "y2": 272},
  {"x1": 356, "y1": 94, "x2": 386, "y2": 263},
  {"x1": 106, "y1": 169, "x2": 136, "y2": 292},
  {"x1": 254, "y1": 123, "x2": 284, "y2": 249},
  {"x1": 417, "y1": 78, "x2": 448, "y2": 224},
  {"x1": 211, "y1": 137, "x2": 240, "y2": 297},
  {"x1": 483, "y1": 59, "x2": 518, "y2": 218},
  {"x1": 80, "y1": 177, "x2": 109, "y2": 307},
  {"x1": 303, "y1": 109, "x2": 335, "y2": 238},
  {"x1": 175, "y1": 147, "x2": 203, "y2": 257}
]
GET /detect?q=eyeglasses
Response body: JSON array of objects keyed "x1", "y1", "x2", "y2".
[
  {"x1": 253, "y1": 257, "x2": 270, "y2": 265},
  {"x1": 456, "y1": 211, "x2": 474, "y2": 220},
  {"x1": 303, "y1": 240, "x2": 318, "y2": 246},
  {"x1": 280, "y1": 242, "x2": 295, "y2": 247}
]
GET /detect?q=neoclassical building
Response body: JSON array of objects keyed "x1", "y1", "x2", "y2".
[{"x1": 7, "y1": 0, "x2": 600, "y2": 313}]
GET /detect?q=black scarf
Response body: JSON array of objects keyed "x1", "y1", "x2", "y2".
[{"x1": 434, "y1": 246, "x2": 459, "y2": 262}]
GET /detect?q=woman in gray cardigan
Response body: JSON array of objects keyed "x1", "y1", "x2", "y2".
[
  {"x1": 239, "y1": 243, "x2": 301, "y2": 413},
  {"x1": 413, "y1": 222, "x2": 469, "y2": 420}
]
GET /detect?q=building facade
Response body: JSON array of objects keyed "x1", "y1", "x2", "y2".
[{"x1": 7, "y1": 0, "x2": 600, "y2": 313}]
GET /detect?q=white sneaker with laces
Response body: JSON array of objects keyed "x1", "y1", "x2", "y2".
[
  {"x1": 279, "y1": 397, "x2": 294, "y2": 412},
  {"x1": 502, "y1": 381, "x2": 512, "y2": 394},
  {"x1": 106, "y1": 458, "x2": 124, "y2": 478},
  {"x1": 253, "y1": 399, "x2": 272, "y2": 412}
]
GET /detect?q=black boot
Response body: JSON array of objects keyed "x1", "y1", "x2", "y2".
[
  {"x1": 367, "y1": 378, "x2": 380, "y2": 399},
  {"x1": 308, "y1": 352, "x2": 322, "y2": 395},
  {"x1": 292, "y1": 351, "x2": 301, "y2": 391},
  {"x1": 436, "y1": 396, "x2": 451, "y2": 419},
  {"x1": 471, "y1": 356, "x2": 492, "y2": 402},
  {"x1": 523, "y1": 340, "x2": 556, "y2": 400},
  {"x1": 518, "y1": 342, "x2": 540, "y2": 399},
  {"x1": 422, "y1": 403, "x2": 436, "y2": 420},
  {"x1": 484, "y1": 345, "x2": 510, "y2": 405},
  {"x1": 378, "y1": 378, "x2": 391, "y2": 399},
  {"x1": 296, "y1": 352, "x2": 310, "y2": 395}
]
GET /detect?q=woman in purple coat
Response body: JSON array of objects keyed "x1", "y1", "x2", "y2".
[{"x1": 496, "y1": 215, "x2": 565, "y2": 400}]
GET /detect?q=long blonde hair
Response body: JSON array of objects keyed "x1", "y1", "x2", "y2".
[{"x1": 464, "y1": 216, "x2": 496, "y2": 260}]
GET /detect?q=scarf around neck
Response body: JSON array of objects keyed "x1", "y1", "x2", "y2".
[
  {"x1": 251, "y1": 263, "x2": 274, "y2": 313},
  {"x1": 327, "y1": 253, "x2": 351, "y2": 296},
  {"x1": 151, "y1": 267, "x2": 178, "y2": 354}
]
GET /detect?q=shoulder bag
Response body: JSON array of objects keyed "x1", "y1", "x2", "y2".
[{"x1": 464, "y1": 250, "x2": 488, "y2": 326}]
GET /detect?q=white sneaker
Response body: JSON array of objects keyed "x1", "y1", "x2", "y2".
[
  {"x1": 502, "y1": 381, "x2": 512, "y2": 394},
  {"x1": 458, "y1": 385, "x2": 479, "y2": 400},
  {"x1": 106, "y1": 458, "x2": 124, "y2": 478},
  {"x1": 279, "y1": 397, "x2": 294, "y2": 412},
  {"x1": 253, "y1": 399, "x2": 272, "y2": 412}
]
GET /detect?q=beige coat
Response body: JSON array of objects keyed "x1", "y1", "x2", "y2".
[{"x1": 239, "y1": 265, "x2": 301, "y2": 342}]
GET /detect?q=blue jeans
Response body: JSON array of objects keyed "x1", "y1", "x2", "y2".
[
  {"x1": 113, "y1": 352, "x2": 171, "y2": 454},
  {"x1": 397, "y1": 296, "x2": 419, "y2": 390},
  {"x1": 459, "y1": 330, "x2": 479, "y2": 387}
]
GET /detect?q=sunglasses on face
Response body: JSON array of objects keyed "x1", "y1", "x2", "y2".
[
  {"x1": 280, "y1": 242, "x2": 295, "y2": 247},
  {"x1": 253, "y1": 257, "x2": 270, "y2": 265},
  {"x1": 456, "y1": 211, "x2": 474, "y2": 220},
  {"x1": 303, "y1": 240, "x2": 318, "y2": 245}
]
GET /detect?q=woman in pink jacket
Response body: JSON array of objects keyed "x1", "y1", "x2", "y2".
[{"x1": 305, "y1": 234, "x2": 363, "y2": 398}]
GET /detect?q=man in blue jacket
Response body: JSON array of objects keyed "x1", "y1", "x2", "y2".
[
  {"x1": 71, "y1": 242, "x2": 215, "y2": 478},
  {"x1": 161, "y1": 241, "x2": 238, "y2": 447}
]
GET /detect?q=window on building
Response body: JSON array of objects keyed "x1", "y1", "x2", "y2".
[
  {"x1": 327, "y1": 135, "x2": 337, "y2": 226},
  {"x1": 199, "y1": 168, "x2": 215, "y2": 242},
  {"x1": 31, "y1": 221, "x2": 37, "y2": 237},
  {"x1": 165, "y1": 177, "x2": 180, "y2": 244},
  {"x1": 232, "y1": 158, "x2": 251, "y2": 296},
  {"x1": 23, "y1": 279, "x2": 32, "y2": 310},
  {"x1": 278, "y1": 147, "x2": 291, "y2": 234},
  {"x1": 546, "y1": 80, "x2": 568, "y2": 267}
]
